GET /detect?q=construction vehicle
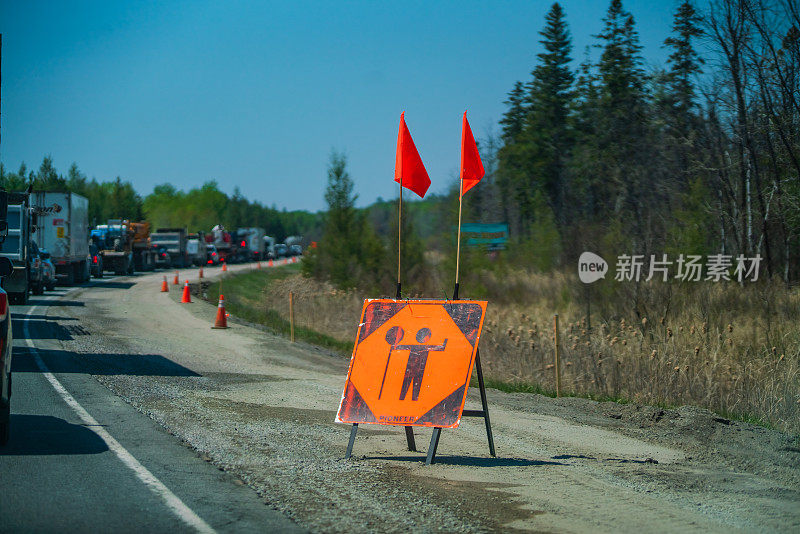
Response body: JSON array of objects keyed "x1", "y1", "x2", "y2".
[
  {"x1": 206, "y1": 225, "x2": 235, "y2": 263},
  {"x1": 32, "y1": 191, "x2": 90, "y2": 285},
  {"x1": 151, "y1": 228, "x2": 189, "y2": 268},
  {"x1": 90, "y1": 220, "x2": 134, "y2": 275},
  {"x1": 130, "y1": 221, "x2": 157, "y2": 271}
]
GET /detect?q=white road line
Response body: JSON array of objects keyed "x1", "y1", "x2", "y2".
[{"x1": 21, "y1": 293, "x2": 216, "y2": 534}]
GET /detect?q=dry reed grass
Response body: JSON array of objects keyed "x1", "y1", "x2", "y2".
[{"x1": 261, "y1": 271, "x2": 800, "y2": 434}]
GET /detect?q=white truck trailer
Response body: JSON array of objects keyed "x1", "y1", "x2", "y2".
[{"x1": 32, "y1": 192, "x2": 90, "y2": 285}]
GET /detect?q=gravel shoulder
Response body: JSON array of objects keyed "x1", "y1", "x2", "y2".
[{"x1": 50, "y1": 263, "x2": 800, "y2": 533}]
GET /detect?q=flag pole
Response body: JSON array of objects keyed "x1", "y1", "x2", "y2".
[
  {"x1": 453, "y1": 179, "x2": 463, "y2": 300},
  {"x1": 396, "y1": 176, "x2": 402, "y2": 299}
]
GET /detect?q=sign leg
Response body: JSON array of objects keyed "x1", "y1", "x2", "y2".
[
  {"x1": 475, "y1": 351, "x2": 496, "y2": 457},
  {"x1": 345, "y1": 423, "x2": 358, "y2": 459},
  {"x1": 425, "y1": 427, "x2": 442, "y2": 465},
  {"x1": 404, "y1": 426, "x2": 416, "y2": 451}
]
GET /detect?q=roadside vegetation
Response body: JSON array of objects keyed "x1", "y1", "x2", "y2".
[
  {"x1": 219, "y1": 266, "x2": 799, "y2": 434},
  {"x1": 200, "y1": 264, "x2": 351, "y2": 354},
  {"x1": 291, "y1": 1, "x2": 800, "y2": 434}
]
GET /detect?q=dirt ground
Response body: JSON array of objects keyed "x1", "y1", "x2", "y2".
[{"x1": 48, "y1": 263, "x2": 800, "y2": 533}]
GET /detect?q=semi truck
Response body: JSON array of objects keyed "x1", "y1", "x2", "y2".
[
  {"x1": 90, "y1": 220, "x2": 134, "y2": 275},
  {"x1": 0, "y1": 191, "x2": 36, "y2": 303},
  {"x1": 151, "y1": 228, "x2": 189, "y2": 268},
  {"x1": 32, "y1": 192, "x2": 90, "y2": 285},
  {"x1": 236, "y1": 227, "x2": 265, "y2": 261}
]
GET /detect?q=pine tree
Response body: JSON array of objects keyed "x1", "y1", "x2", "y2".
[
  {"x1": 304, "y1": 151, "x2": 385, "y2": 289},
  {"x1": 664, "y1": 0, "x2": 704, "y2": 126},
  {"x1": 497, "y1": 81, "x2": 532, "y2": 235},
  {"x1": 593, "y1": 0, "x2": 653, "y2": 243},
  {"x1": 499, "y1": 81, "x2": 527, "y2": 143},
  {"x1": 524, "y1": 2, "x2": 575, "y2": 225}
]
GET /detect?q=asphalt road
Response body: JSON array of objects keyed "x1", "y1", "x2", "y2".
[{"x1": 0, "y1": 278, "x2": 302, "y2": 533}]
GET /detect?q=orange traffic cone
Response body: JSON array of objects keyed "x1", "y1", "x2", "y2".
[
  {"x1": 222, "y1": 261, "x2": 228, "y2": 272},
  {"x1": 160, "y1": 276, "x2": 169, "y2": 292},
  {"x1": 268, "y1": 259, "x2": 273, "y2": 267},
  {"x1": 292, "y1": 257, "x2": 297, "y2": 264},
  {"x1": 181, "y1": 280, "x2": 192, "y2": 303},
  {"x1": 212, "y1": 295, "x2": 228, "y2": 329},
  {"x1": 199, "y1": 267, "x2": 204, "y2": 279},
  {"x1": 173, "y1": 271, "x2": 179, "y2": 285}
]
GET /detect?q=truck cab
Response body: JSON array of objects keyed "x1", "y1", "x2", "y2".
[
  {"x1": 91, "y1": 221, "x2": 135, "y2": 276},
  {"x1": 0, "y1": 192, "x2": 35, "y2": 304}
]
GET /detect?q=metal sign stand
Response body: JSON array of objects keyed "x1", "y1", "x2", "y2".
[
  {"x1": 425, "y1": 283, "x2": 495, "y2": 465},
  {"x1": 426, "y1": 350, "x2": 495, "y2": 465}
]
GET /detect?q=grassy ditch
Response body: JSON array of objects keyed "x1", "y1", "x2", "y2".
[{"x1": 199, "y1": 265, "x2": 352, "y2": 354}]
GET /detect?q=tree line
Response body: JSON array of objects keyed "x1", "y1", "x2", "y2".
[
  {"x1": 489, "y1": 0, "x2": 800, "y2": 281},
  {"x1": 307, "y1": 0, "x2": 800, "y2": 293},
  {"x1": 0, "y1": 157, "x2": 320, "y2": 241}
]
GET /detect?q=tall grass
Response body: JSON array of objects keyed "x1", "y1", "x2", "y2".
[{"x1": 222, "y1": 267, "x2": 800, "y2": 434}]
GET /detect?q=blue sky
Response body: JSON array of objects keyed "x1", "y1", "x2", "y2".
[{"x1": 1, "y1": 0, "x2": 681, "y2": 212}]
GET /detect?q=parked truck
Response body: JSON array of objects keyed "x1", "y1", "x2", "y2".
[
  {"x1": 237, "y1": 227, "x2": 265, "y2": 261},
  {"x1": 90, "y1": 220, "x2": 134, "y2": 275},
  {"x1": 151, "y1": 228, "x2": 189, "y2": 268},
  {"x1": 206, "y1": 225, "x2": 234, "y2": 263},
  {"x1": 32, "y1": 192, "x2": 90, "y2": 285},
  {"x1": 0, "y1": 192, "x2": 36, "y2": 303},
  {"x1": 186, "y1": 232, "x2": 206, "y2": 266},
  {"x1": 130, "y1": 221, "x2": 157, "y2": 271}
]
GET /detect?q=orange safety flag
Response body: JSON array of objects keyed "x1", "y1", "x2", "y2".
[
  {"x1": 460, "y1": 111, "x2": 485, "y2": 196},
  {"x1": 394, "y1": 112, "x2": 430, "y2": 198}
]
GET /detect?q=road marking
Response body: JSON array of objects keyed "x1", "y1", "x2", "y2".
[{"x1": 21, "y1": 294, "x2": 216, "y2": 534}]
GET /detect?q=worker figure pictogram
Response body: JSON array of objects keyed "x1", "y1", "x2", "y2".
[
  {"x1": 385, "y1": 327, "x2": 448, "y2": 401},
  {"x1": 337, "y1": 299, "x2": 487, "y2": 430}
]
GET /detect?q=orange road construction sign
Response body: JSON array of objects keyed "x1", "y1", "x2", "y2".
[{"x1": 336, "y1": 299, "x2": 487, "y2": 429}]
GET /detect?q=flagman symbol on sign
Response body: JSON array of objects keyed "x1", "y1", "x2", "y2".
[{"x1": 337, "y1": 299, "x2": 487, "y2": 429}]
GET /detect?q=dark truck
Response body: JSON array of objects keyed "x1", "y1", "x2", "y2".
[
  {"x1": 0, "y1": 191, "x2": 39, "y2": 303},
  {"x1": 151, "y1": 228, "x2": 189, "y2": 268},
  {"x1": 130, "y1": 222, "x2": 157, "y2": 272},
  {"x1": 90, "y1": 221, "x2": 135, "y2": 276}
]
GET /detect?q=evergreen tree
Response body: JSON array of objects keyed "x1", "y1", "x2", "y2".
[
  {"x1": 664, "y1": 0, "x2": 704, "y2": 125},
  {"x1": 524, "y1": 2, "x2": 575, "y2": 225},
  {"x1": 35, "y1": 155, "x2": 67, "y2": 190},
  {"x1": 304, "y1": 151, "x2": 385, "y2": 289},
  {"x1": 499, "y1": 81, "x2": 527, "y2": 143},
  {"x1": 593, "y1": 0, "x2": 653, "y2": 243}
]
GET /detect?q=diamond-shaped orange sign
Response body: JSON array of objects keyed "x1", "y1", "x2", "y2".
[{"x1": 336, "y1": 299, "x2": 487, "y2": 428}]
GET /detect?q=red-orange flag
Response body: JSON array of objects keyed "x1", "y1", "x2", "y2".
[
  {"x1": 460, "y1": 111, "x2": 485, "y2": 196},
  {"x1": 394, "y1": 112, "x2": 430, "y2": 198}
]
